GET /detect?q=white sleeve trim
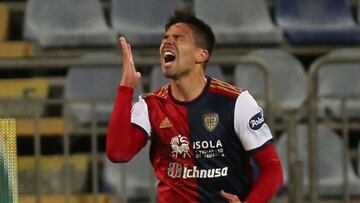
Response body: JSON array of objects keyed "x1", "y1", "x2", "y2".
[
  {"x1": 131, "y1": 96, "x2": 151, "y2": 137},
  {"x1": 234, "y1": 91, "x2": 273, "y2": 151}
]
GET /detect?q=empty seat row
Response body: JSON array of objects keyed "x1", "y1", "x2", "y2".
[
  {"x1": 1, "y1": 48, "x2": 360, "y2": 124},
  {"x1": 0, "y1": 4, "x2": 33, "y2": 59},
  {"x1": 276, "y1": 0, "x2": 360, "y2": 44},
  {"x1": 23, "y1": 0, "x2": 185, "y2": 48},
  {"x1": 22, "y1": 0, "x2": 360, "y2": 49},
  {"x1": 65, "y1": 63, "x2": 226, "y2": 124},
  {"x1": 194, "y1": 0, "x2": 283, "y2": 45},
  {"x1": 277, "y1": 125, "x2": 360, "y2": 196},
  {"x1": 0, "y1": 78, "x2": 48, "y2": 117},
  {"x1": 1, "y1": 49, "x2": 360, "y2": 199},
  {"x1": 65, "y1": 48, "x2": 360, "y2": 125},
  {"x1": 0, "y1": 4, "x2": 9, "y2": 41}
]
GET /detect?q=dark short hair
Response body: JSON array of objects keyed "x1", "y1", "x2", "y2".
[{"x1": 165, "y1": 9, "x2": 215, "y2": 60}]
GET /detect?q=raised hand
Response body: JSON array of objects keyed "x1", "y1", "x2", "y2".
[
  {"x1": 119, "y1": 37, "x2": 141, "y2": 88},
  {"x1": 220, "y1": 190, "x2": 243, "y2": 203}
]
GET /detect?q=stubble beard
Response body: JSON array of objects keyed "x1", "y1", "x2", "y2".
[{"x1": 163, "y1": 67, "x2": 191, "y2": 81}]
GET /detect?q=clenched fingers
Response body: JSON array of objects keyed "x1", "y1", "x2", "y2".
[{"x1": 220, "y1": 190, "x2": 241, "y2": 203}]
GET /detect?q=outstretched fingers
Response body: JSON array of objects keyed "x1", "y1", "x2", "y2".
[
  {"x1": 118, "y1": 36, "x2": 141, "y2": 88},
  {"x1": 127, "y1": 41, "x2": 133, "y2": 62},
  {"x1": 119, "y1": 37, "x2": 134, "y2": 69}
]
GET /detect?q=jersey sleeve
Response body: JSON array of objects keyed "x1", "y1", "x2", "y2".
[
  {"x1": 234, "y1": 91, "x2": 273, "y2": 151},
  {"x1": 131, "y1": 96, "x2": 152, "y2": 137}
]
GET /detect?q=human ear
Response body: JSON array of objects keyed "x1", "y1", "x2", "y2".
[{"x1": 195, "y1": 49, "x2": 209, "y2": 64}]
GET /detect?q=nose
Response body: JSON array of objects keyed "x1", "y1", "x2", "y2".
[
  {"x1": 160, "y1": 39, "x2": 174, "y2": 52},
  {"x1": 162, "y1": 34, "x2": 178, "y2": 44},
  {"x1": 162, "y1": 38, "x2": 174, "y2": 45}
]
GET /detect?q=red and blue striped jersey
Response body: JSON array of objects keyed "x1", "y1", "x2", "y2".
[{"x1": 130, "y1": 77, "x2": 273, "y2": 203}]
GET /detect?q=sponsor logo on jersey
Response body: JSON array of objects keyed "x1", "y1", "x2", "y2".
[
  {"x1": 193, "y1": 140, "x2": 225, "y2": 159},
  {"x1": 167, "y1": 162, "x2": 228, "y2": 179},
  {"x1": 193, "y1": 140, "x2": 223, "y2": 150},
  {"x1": 159, "y1": 117, "x2": 172, "y2": 129},
  {"x1": 170, "y1": 135, "x2": 191, "y2": 158},
  {"x1": 249, "y1": 112, "x2": 265, "y2": 130},
  {"x1": 167, "y1": 162, "x2": 183, "y2": 178},
  {"x1": 203, "y1": 113, "x2": 219, "y2": 132}
]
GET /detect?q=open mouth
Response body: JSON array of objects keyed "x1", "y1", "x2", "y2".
[{"x1": 164, "y1": 51, "x2": 176, "y2": 63}]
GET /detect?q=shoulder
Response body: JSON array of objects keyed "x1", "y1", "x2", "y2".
[
  {"x1": 234, "y1": 90, "x2": 263, "y2": 120},
  {"x1": 209, "y1": 77, "x2": 242, "y2": 98},
  {"x1": 142, "y1": 84, "x2": 170, "y2": 99}
]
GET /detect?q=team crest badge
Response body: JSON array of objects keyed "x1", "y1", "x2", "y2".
[{"x1": 203, "y1": 113, "x2": 219, "y2": 132}]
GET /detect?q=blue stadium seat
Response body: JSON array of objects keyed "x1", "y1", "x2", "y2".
[
  {"x1": 110, "y1": 0, "x2": 185, "y2": 46},
  {"x1": 276, "y1": 0, "x2": 360, "y2": 44},
  {"x1": 194, "y1": 0, "x2": 283, "y2": 45},
  {"x1": 64, "y1": 53, "x2": 143, "y2": 124},
  {"x1": 276, "y1": 125, "x2": 360, "y2": 196},
  {"x1": 24, "y1": 0, "x2": 116, "y2": 48}
]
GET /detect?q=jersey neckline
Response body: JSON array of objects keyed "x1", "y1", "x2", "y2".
[{"x1": 168, "y1": 76, "x2": 211, "y2": 105}]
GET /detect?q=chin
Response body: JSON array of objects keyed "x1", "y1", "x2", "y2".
[{"x1": 163, "y1": 72, "x2": 174, "y2": 79}]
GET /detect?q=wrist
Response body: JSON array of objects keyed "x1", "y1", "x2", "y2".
[
  {"x1": 118, "y1": 86, "x2": 134, "y2": 99},
  {"x1": 119, "y1": 85, "x2": 134, "y2": 90}
]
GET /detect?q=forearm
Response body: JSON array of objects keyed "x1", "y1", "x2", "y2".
[
  {"x1": 246, "y1": 144, "x2": 284, "y2": 203},
  {"x1": 106, "y1": 86, "x2": 147, "y2": 162}
]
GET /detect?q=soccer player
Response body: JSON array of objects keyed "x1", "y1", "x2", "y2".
[{"x1": 106, "y1": 9, "x2": 283, "y2": 203}]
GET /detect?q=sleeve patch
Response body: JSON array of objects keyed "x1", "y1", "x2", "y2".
[{"x1": 248, "y1": 111, "x2": 265, "y2": 131}]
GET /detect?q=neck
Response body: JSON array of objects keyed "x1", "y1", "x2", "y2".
[{"x1": 170, "y1": 73, "x2": 207, "y2": 102}]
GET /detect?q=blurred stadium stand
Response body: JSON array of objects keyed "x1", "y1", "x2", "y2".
[
  {"x1": 0, "y1": 4, "x2": 32, "y2": 58},
  {"x1": 0, "y1": 0, "x2": 360, "y2": 203},
  {"x1": 103, "y1": 142, "x2": 154, "y2": 202},
  {"x1": 277, "y1": 125, "x2": 360, "y2": 196},
  {"x1": 65, "y1": 61, "x2": 144, "y2": 125},
  {"x1": 19, "y1": 194, "x2": 110, "y2": 203},
  {"x1": 23, "y1": 0, "x2": 116, "y2": 48},
  {"x1": 358, "y1": 141, "x2": 360, "y2": 176},
  {"x1": 0, "y1": 78, "x2": 48, "y2": 117},
  {"x1": 234, "y1": 49, "x2": 307, "y2": 111},
  {"x1": 194, "y1": 0, "x2": 283, "y2": 45},
  {"x1": 111, "y1": 0, "x2": 185, "y2": 46},
  {"x1": 18, "y1": 155, "x2": 88, "y2": 194},
  {"x1": 149, "y1": 66, "x2": 168, "y2": 91},
  {"x1": 0, "y1": 41, "x2": 32, "y2": 58},
  {"x1": 276, "y1": 0, "x2": 360, "y2": 44},
  {"x1": 0, "y1": 4, "x2": 9, "y2": 41},
  {"x1": 16, "y1": 117, "x2": 64, "y2": 136},
  {"x1": 317, "y1": 48, "x2": 360, "y2": 119}
]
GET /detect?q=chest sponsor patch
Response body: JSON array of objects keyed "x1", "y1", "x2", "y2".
[{"x1": 249, "y1": 112, "x2": 265, "y2": 130}]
